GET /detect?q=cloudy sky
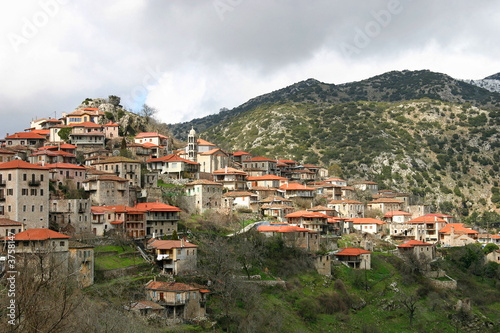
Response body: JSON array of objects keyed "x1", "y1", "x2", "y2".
[{"x1": 1, "y1": 0, "x2": 499, "y2": 135}]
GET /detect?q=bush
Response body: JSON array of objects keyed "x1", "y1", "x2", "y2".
[{"x1": 296, "y1": 297, "x2": 319, "y2": 322}]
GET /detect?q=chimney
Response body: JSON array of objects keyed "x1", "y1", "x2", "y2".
[
  {"x1": 181, "y1": 237, "x2": 185, "y2": 247},
  {"x1": 225, "y1": 166, "x2": 227, "y2": 174}
]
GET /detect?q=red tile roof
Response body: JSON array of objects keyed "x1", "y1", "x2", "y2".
[
  {"x1": 146, "y1": 154, "x2": 199, "y2": 165},
  {"x1": 0, "y1": 218, "x2": 23, "y2": 226},
  {"x1": 149, "y1": 240, "x2": 198, "y2": 250},
  {"x1": 0, "y1": 160, "x2": 49, "y2": 170},
  {"x1": 145, "y1": 281, "x2": 199, "y2": 292},
  {"x1": 325, "y1": 177, "x2": 346, "y2": 182},
  {"x1": 45, "y1": 163, "x2": 86, "y2": 170},
  {"x1": 397, "y1": 239, "x2": 433, "y2": 248},
  {"x1": 439, "y1": 223, "x2": 478, "y2": 235},
  {"x1": 69, "y1": 121, "x2": 103, "y2": 128},
  {"x1": 135, "y1": 202, "x2": 182, "y2": 212},
  {"x1": 247, "y1": 174, "x2": 287, "y2": 181},
  {"x1": 384, "y1": 211, "x2": 412, "y2": 217},
  {"x1": 104, "y1": 121, "x2": 119, "y2": 127},
  {"x1": 257, "y1": 225, "x2": 313, "y2": 233},
  {"x1": 407, "y1": 215, "x2": 446, "y2": 224},
  {"x1": 245, "y1": 156, "x2": 276, "y2": 162},
  {"x1": 223, "y1": 191, "x2": 258, "y2": 198},
  {"x1": 329, "y1": 199, "x2": 363, "y2": 204},
  {"x1": 30, "y1": 129, "x2": 50, "y2": 135},
  {"x1": 201, "y1": 148, "x2": 227, "y2": 156},
  {"x1": 335, "y1": 247, "x2": 371, "y2": 256},
  {"x1": 233, "y1": 150, "x2": 251, "y2": 156},
  {"x1": 10, "y1": 229, "x2": 70, "y2": 240},
  {"x1": 135, "y1": 132, "x2": 169, "y2": 139},
  {"x1": 197, "y1": 138, "x2": 215, "y2": 146},
  {"x1": 278, "y1": 159, "x2": 297, "y2": 164},
  {"x1": 279, "y1": 182, "x2": 315, "y2": 191},
  {"x1": 213, "y1": 167, "x2": 247, "y2": 175},
  {"x1": 308, "y1": 205, "x2": 336, "y2": 211},
  {"x1": 424, "y1": 213, "x2": 453, "y2": 218},
  {"x1": 285, "y1": 211, "x2": 330, "y2": 219},
  {"x1": 348, "y1": 218, "x2": 386, "y2": 225},
  {"x1": 5, "y1": 132, "x2": 45, "y2": 139},
  {"x1": 368, "y1": 198, "x2": 404, "y2": 204},
  {"x1": 83, "y1": 175, "x2": 127, "y2": 182}
]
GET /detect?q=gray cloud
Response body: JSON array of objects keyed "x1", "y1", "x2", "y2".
[{"x1": 0, "y1": 0, "x2": 499, "y2": 134}]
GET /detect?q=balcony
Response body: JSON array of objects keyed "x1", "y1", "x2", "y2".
[
  {"x1": 29, "y1": 180, "x2": 41, "y2": 186},
  {"x1": 0, "y1": 180, "x2": 5, "y2": 187},
  {"x1": 0, "y1": 196, "x2": 5, "y2": 202}
]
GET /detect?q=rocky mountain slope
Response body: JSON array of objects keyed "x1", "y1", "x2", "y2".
[
  {"x1": 461, "y1": 72, "x2": 500, "y2": 94},
  {"x1": 168, "y1": 70, "x2": 500, "y2": 217}
]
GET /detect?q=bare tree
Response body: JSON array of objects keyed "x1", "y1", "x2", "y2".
[
  {"x1": 140, "y1": 104, "x2": 157, "y2": 124},
  {"x1": 399, "y1": 292, "x2": 419, "y2": 328}
]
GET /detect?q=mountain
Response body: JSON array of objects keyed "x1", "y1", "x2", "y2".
[
  {"x1": 461, "y1": 72, "x2": 500, "y2": 94},
  {"x1": 168, "y1": 70, "x2": 500, "y2": 216}
]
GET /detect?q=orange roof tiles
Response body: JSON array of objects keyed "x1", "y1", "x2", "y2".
[
  {"x1": 368, "y1": 198, "x2": 404, "y2": 204},
  {"x1": 135, "y1": 132, "x2": 169, "y2": 139},
  {"x1": 335, "y1": 247, "x2": 371, "y2": 256},
  {"x1": 213, "y1": 167, "x2": 247, "y2": 175},
  {"x1": 5, "y1": 132, "x2": 45, "y2": 139},
  {"x1": 0, "y1": 160, "x2": 48, "y2": 170},
  {"x1": 384, "y1": 211, "x2": 412, "y2": 217},
  {"x1": 149, "y1": 240, "x2": 198, "y2": 250},
  {"x1": 197, "y1": 138, "x2": 215, "y2": 146},
  {"x1": 439, "y1": 223, "x2": 478, "y2": 235},
  {"x1": 233, "y1": 150, "x2": 251, "y2": 156},
  {"x1": 0, "y1": 218, "x2": 23, "y2": 226},
  {"x1": 145, "y1": 281, "x2": 199, "y2": 291},
  {"x1": 245, "y1": 156, "x2": 276, "y2": 162},
  {"x1": 407, "y1": 215, "x2": 446, "y2": 224},
  {"x1": 135, "y1": 202, "x2": 182, "y2": 212},
  {"x1": 45, "y1": 163, "x2": 86, "y2": 170},
  {"x1": 223, "y1": 191, "x2": 258, "y2": 197},
  {"x1": 247, "y1": 174, "x2": 287, "y2": 181},
  {"x1": 398, "y1": 240, "x2": 432, "y2": 248},
  {"x1": 257, "y1": 225, "x2": 312, "y2": 233},
  {"x1": 285, "y1": 211, "x2": 330, "y2": 219},
  {"x1": 348, "y1": 218, "x2": 386, "y2": 225},
  {"x1": 279, "y1": 182, "x2": 315, "y2": 191},
  {"x1": 11, "y1": 229, "x2": 70, "y2": 240},
  {"x1": 146, "y1": 154, "x2": 199, "y2": 165}
]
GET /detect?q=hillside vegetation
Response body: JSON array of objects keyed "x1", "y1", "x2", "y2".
[{"x1": 168, "y1": 70, "x2": 500, "y2": 220}]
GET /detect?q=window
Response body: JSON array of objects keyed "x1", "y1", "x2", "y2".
[
  {"x1": 8, "y1": 174, "x2": 11, "y2": 181},
  {"x1": 32, "y1": 205, "x2": 35, "y2": 212},
  {"x1": 40, "y1": 189, "x2": 43, "y2": 196},
  {"x1": 7, "y1": 189, "x2": 13, "y2": 196},
  {"x1": 30, "y1": 189, "x2": 37, "y2": 196},
  {"x1": 40, "y1": 175, "x2": 44, "y2": 182},
  {"x1": 8, "y1": 205, "x2": 11, "y2": 212},
  {"x1": 60, "y1": 241, "x2": 65, "y2": 246},
  {"x1": 23, "y1": 205, "x2": 26, "y2": 212},
  {"x1": 40, "y1": 205, "x2": 43, "y2": 212},
  {"x1": 22, "y1": 189, "x2": 28, "y2": 195},
  {"x1": 23, "y1": 174, "x2": 27, "y2": 181},
  {"x1": 177, "y1": 249, "x2": 181, "y2": 255}
]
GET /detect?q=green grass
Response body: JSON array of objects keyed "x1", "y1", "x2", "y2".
[
  {"x1": 95, "y1": 255, "x2": 146, "y2": 270},
  {"x1": 94, "y1": 245, "x2": 136, "y2": 254}
]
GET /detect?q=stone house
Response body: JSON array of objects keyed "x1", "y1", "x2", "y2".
[
  {"x1": 134, "y1": 202, "x2": 182, "y2": 238},
  {"x1": 232, "y1": 150, "x2": 252, "y2": 166},
  {"x1": 242, "y1": 156, "x2": 278, "y2": 177},
  {"x1": 328, "y1": 199, "x2": 364, "y2": 219},
  {"x1": 384, "y1": 211, "x2": 413, "y2": 237},
  {"x1": 93, "y1": 156, "x2": 142, "y2": 187},
  {"x1": 0, "y1": 218, "x2": 24, "y2": 237},
  {"x1": 406, "y1": 215, "x2": 448, "y2": 243},
  {"x1": 324, "y1": 177, "x2": 347, "y2": 187},
  {"x1": 125, "y1": 207, "x2": 147, "y2": 239},
  {"x1": 49, "y1": 199, "x2": 91, "y2": 236},
  {"x1": 46, "y1": 163, "x2": 86, "y2": 189},
  {"x1": 196, "y1": 148, "x2": 230, "y2": 175},
  {"x1": 4, "y1": 132, "x2": 46, "y2": 149},
  {"x1": 63, "y1": 107, "x2": 105, "y2": 125},
  {"x1": 146, "y1": 154, "x2": 200, "y2": 179},
  {"x1": 486, "y1": 249, "x2": 500, "y2": 264},
  {"x1": 367, "y1": 198, "x2": 405, "y2": 215},
  {"x1": 103, "y1": 121, "x2": 119, "y2": 139},
  {"x1": 285, "y1": 211, "x2": 329, "y2": 234},
  {"x1": 334, "y1": 247, "x2": 371, "y2": 269},
  {"x1": 212, "y1": 167, "x2": 248, "y2": 191},
  {"x1": 148, "y1": 238, "x2": 198, "y2": 275},
  {"x1": 352, "y1": 181, "x2": 378, "y2": 195},
  {"x1": 349, "y1": 218, "x2": 387, "y2": 234},
  {"x1": 0, "y1": 149, "x2": 16, "y2": 163},
  {"x1": 397, "y1": 239, "x2": 435, "y2": 261},
  {"x1": 135, "y1": 132, "x2": 169, "y2": 150},
  {"x1": 246, "y1": 174, "x2": 288, "y2": 189},
  {"x1": 257, "y1": 224, "x2": 320, "y2": 252},
  {"x1": 259, "y1": 196, "x2": 294, "y2": 222},
  {"x1": 83, "y1": 174, "x2": 130, "y2": 206},
  {"x1": 439, "y1": 223, "x2": 479, "y2": 247},
  {"x1": 184, "y1": 179, "x2": 223, "y2": 214},
  {"x1": 223, "y1": 191, "x2": 259, "y2": 212},
  {"x1": 279, "y1": 182, "x2": 316, "y2": 200},
  {"x1": 29, "y1": 149, "x2": 77, "y2": 165},
  {"x1": 144, "y1": 280, "x2": 208, "y2": 320},
  {"x1": 68, "y1": 241, "x2": 94, "y2": 288},
  {"x1": 0, "y1": 160, "x2": 50, "y2": 229}
]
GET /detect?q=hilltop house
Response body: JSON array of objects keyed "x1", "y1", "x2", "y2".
[
  {"x1": 63, "y1": 108, "x2": 105, "y2": 125},
  {"x1": 349, "y1": 218, "x2": 386, "y2": 235},
  {"x1": 223, "y1": 191, "x2": 258, "y2": 212},
  {"x1": 285, "y1": 211, "x2": 329, "y2": 234},
  {"x1": 93, "y1": 156, "x2": 142, "y2": 187},
  {"x1": 367, "y1": 198, "x2": 405, "y2": 215},
  {"x1": 135, "y1": 132, "x2": 169, "y2": 152},
  {"x1": 184, "y1": 179, "x2": 223, "y2": 214},
  {"x1": 279, "y1": 182, "x2": 316, "y2": 201},
  {"x1": 384, "y1": 211, "x2": 413, "y2": 237},
  {"x1": 397, "y1": 239, "x2": 435, "y2": 261},
  {"x1": 334, "y1": 247, "x2": 371, "y2": 269},
  {"x1": 352, "y1": 181, "x2": 378, "y2": 195},
  {"x1": 146, "y1": 154, "x2": 200, "y2": 179},
  {"x1": 4, "y1": 132, "x2": 46, "y2": 149},
  {"x1": 257, "y1": 224, "x2": 320, "y2": 252},
  {"x1": 0, "y1": 160, "x2": 50, "y2": 229},
  {"x1": 247, "y1": 174, "x2": 288, "y2": 189},
  {"x1": 144, "y1": 280, "x2": 208, "y2": 320},
  {"x1": 242, "y1": 157, "x2": 278, "y2": 177},
  {"x1": 259, "y1": 196, "x2": 294, "y2": 222},
  {"x1": 328, "y1": 199, "x2": 364, "y2": 219},
  {"x1": 406, "y1": 215, "x2": 448, "y2": 243},
  {"x1": 148, "y1": 238, "x2": 198, "y2": 275},
  {"x1": 439, "y1": 223, "x2": 479, "y2": 247},
  {"x1": 212, "y1": 167, "x2": 247, "y2": 191},
  {"x1": 135, "y1": 202, "x2": 182, "y2": 238}
]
